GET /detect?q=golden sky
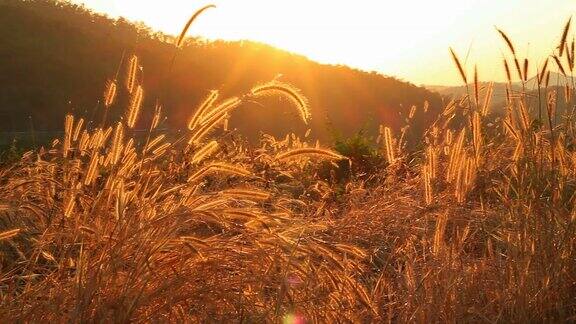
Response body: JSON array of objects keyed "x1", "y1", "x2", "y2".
[{"x1": 75, "y1": 0, "x2": 574, "y2": 86}]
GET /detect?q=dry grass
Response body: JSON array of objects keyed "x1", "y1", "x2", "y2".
[{"x1": 1, "y1": 12, "x2": 576, "y2": 323}]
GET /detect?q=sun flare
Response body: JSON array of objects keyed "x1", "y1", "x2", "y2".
[{"x1": 77, "y1": 0, "x2": 574, "y2": 85}]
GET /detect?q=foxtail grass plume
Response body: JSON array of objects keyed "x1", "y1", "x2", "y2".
[
  {"x1": 188, "y1": 90, "x2": 219, "y2": 130},
  {"x1": 275, "y1": 148, "x2": 344, "y2": 162},
  {"x1": 0, "y1": 228, "x2": 21, "y2": 241},
  {"x1": 127, "y1": 85, "x2": 144, "y2": 128},
  {"x1": 126, "y1": 55, "x2": 139, "y2": 94},
  {"x1": 382, "y1": 126, "x2": 396, "y2": 164},
  {"x1": 553, "y1": 55, "x2": 567, "y2": 76},
  {"x1": 251, "y1": 81, "x2": 311, "y2": 124},
  {"x1": 175, "y1": 5, "x2": 216, "y2": 48},
  {"x1": 559, "y1": 17, "x2": 572, "y2": 57},
  {"x1": 197, "y1": 96, "x2": 240, "y2": 128},
  {"x1": 422, "y1": 165, "x2": 433, "y2": 205},
  {"x1": 104, "y1": 80, "x2": 117, "y2": 107},
  {"x1": 111, "y1": 122, "x2": 124, "y2": 164},
  {"x1": 481, "y1": 82, "x2": 494, "y2": 116},
  {"x1": 220, "y1": 189, "x2": 271, "y2": 201},
  {"x1": 151, "y1": 104, "x2": 163, "y2": 129},
  {"x1": 63, "y1": 114, "x2": 74, "y2": 158},
  {"x1": 449, "y1": 48, "x2": 467, "y2": 84},
  {"x1": 145, "y1": 134, "x2": 166, "y2": 153},
  {"x1": 73, "y1": 118, "x2": 84, "y2": 142},
  {"x1": 192, "y1": 141, "x2": 219, "y2": 164},
  {"x1": 84, "y1": 152, "x2": 100, "y2": 185},
  {"x1": 538, "y1": 58, "x2": 550, "y2": 85},
  {"x1": 188, "y1": 163, "x2": 253, "y2": 183}
]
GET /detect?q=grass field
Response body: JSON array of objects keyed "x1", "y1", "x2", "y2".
[{"x1": 1, "y1": 8, "x2": 576, "y2": 323}]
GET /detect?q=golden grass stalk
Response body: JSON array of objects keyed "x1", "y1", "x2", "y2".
[
  {"x1": 111, "y1": 122, "x2": 124, "y2": 165},
  {"x1": 474, "y1": 65, "x2": 480, "y2": 108},
  {"x1": 447, "y1": 129, "x2": 466, "y2": 183},
  {"x1": 251, "y1": 81, "x2": 311, "y2": 124},
  {"x1": 559, "y1": 17, "x2": 572, "y2": 57},
  {"x1": 496, "y1": 28, "x2": 516, "y2": 55},
  {"x1": 382, "y1": 126, "x2": 396, "y2": 164},
  {"x1": 197, "y1": 97, "x2": 241, "y2": 127},
  {"x1": 472, "y1": 112, "x2": 482, "y2": 163},
  {"x1": 188, "y1": 90, "x2": 219, "y2": 130},
  {"x1": 88, "y1": 128, "x2": 102, "y2": 149},
  {"x1": 223, "y1": 115, "x2": 229, "y2": 131},
  {"x1": 275, "y1": 148, "x2": 344, "y2": 162},
  {"x1": 64, "y1": 194, "x2": 76, "y2": 218},
  {"x1": 432, "y1": 213, "x2": 447, "y2": 256},
  {"x1": 63, "y1": 114, "x2": 74, "y2": 158},
  {"x1": 220, "y1": 189, "x2": 271, "y2": 201},
  {"x1": 422, "y1": 164, "x2": 433, "y2": 205},
  {"x1": 567, "y1": 43, "x2": 575, "y2": 72},
  {"x1": 127, "y1": 85, "x2": 144, "y2": 128},
  {"x1": 151, "y1": 142, "x2": 171, "y2": 158},
  {"x1": 523, "y1": 58, "x2": 529, "y2": 82},
  {"x1": 78, "y1": 130, "x2": 89, "y2": 155},
  {"x1": 481, "y1": 82, "x2": 494, "y2": 116},
  {"x1": 495, "y1": 27, "x2": 523, "y2": 81},
  {"x1": 144, "y1": 134, "x2": 166, "y2": 153},
  {"x1": 409, "y1": 105, "x2": 417, "y2": 119},
  {"x1": 512, "y1": 140, "x2": 523, "y2": 161},
  {"x1": 556, "y1": 136, "x2": 568, "y2": 175},
  {"x1": 0, "y1": 228, "x2": 21, "y2": 241},
  {"x1": 503, "y1": 59, "x2": 512, "y2": 85},
  {"x1": 449, "y1": 47, "x2": 468, "y2": 84},
  {"x1": 126, "y1": 54, "x2": 139, "y2": 94},
  {"x1": 102, "y1": 126, "x2": 113, "y2": 147},
  {"x1": 187, "y1": 163, "x2": 252, "y2": 183},
  {"x1": 454, "y1": 152, "x2": 468, "y2": 203},
  {"x1": 514, "y1": 58, "x2": 523, "y2": 81},
  {"x1": 72, "y1": 118, "x2": 84, "y2": 142},
  {"x1": 442, "y1": 99, "x2": 457, "y2": 116},
  {"x1": 538, "y1": 58, "x2": 549, "y2": 85},
  {"x1": 553, "y1": 55, "x2": 567, "y2": 76},
  {"x1": 117, "y1": 152, "x2": 137, "y2": 176},
  {"x1": 464, "y1": 156, "x2": 476, "y2": 188},
  {"x1": 84, "y1": 151, "x2": 100, "y2": 186},
  {"x1": 188, "y1": 106, "x2": 230, "y2": 145},
  {"x1": 175, "y1": 5, "x2": 216, "y2": 48},
  {"x1": 545, "y1": 70, "x2": 551, "y2": 88},
  {"x1": 124, "y1": 138, "x2": 134, "y2": 156},
  {"x1": 151, "y1": 104, "x2": 162, "y2": 129},
  {"x1": 104, "y1": 80, "x2": 117, "y2": 107},
  {"x1": 191, "y1": 199, "x2": 229, "y2": 211},
  {"x1": 518, "y1": 100, "x2": 531, "y2": 131},
  {"x1": 427, "y1": 146, "x2": 438, "y2": 180},
  {"x1": 547, "y1": 90, "x2": 557, "y2": 120},
  {"x1": 192, "y1": 140, "x2": 219, "y2": 164},
  {"x1": 503, "y1": 117, "x2": 520, "y2": 141}
]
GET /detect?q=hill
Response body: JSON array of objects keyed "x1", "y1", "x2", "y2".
[
  {"x1": 0, "y1": 0, "x2": 443, "y2": 143},
  {"x1": 426, "y1": 72, "x2": 574, "y2": 113}
]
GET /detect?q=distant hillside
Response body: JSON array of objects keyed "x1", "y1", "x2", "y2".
[
  {"x1": 426, "y1": 73, "x2": 574, "y2": 113},
  {"x1": 0, "y1": 0, "x2": 443, "y2": 143}
]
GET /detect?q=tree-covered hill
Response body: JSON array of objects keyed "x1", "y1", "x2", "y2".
[{"x1": 0, "y1": 0, "x2": 443, "y2": 142}]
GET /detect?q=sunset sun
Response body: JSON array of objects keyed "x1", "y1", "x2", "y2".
[{"x1": 77, "y1": 0, "x2": 573, "y2": 85}]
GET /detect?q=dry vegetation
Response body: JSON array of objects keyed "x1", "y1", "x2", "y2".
[{"x1": 1, "y1": 7, "x2": 576, "y2": 323}]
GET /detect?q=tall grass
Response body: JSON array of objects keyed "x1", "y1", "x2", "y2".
[{"x1": 1, "y1": 10, "x2": 576, "y2": 323}]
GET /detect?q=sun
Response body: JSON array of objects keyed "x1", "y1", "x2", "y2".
[{"x1": 78, "y1": 0, "x2": 574, "y2": 85}]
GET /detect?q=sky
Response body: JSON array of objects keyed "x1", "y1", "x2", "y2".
[{"x1": 73, "y1": 0, "x2": 574, "y2": 86}]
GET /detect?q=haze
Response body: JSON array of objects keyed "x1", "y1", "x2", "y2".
[{"x1": 74, "y1": 0, "x2": 574, "y2": 85}]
